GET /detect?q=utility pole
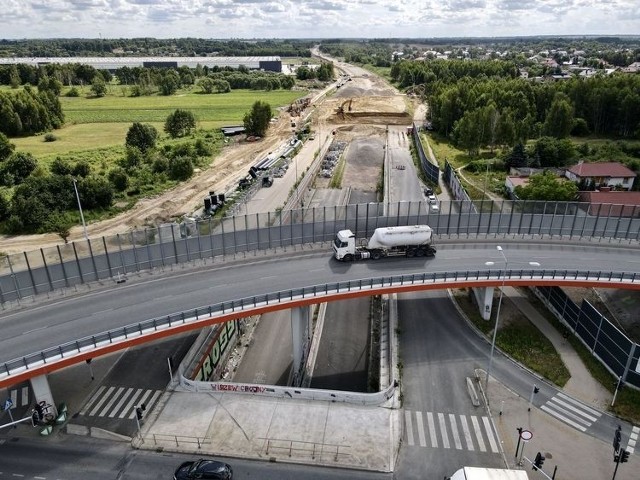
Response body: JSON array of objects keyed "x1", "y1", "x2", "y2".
[{"x1": 72, "y1": 178, "x2": 88, "y2": 241}]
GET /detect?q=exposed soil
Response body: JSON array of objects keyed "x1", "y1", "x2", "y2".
[{"x1": 0, "y1": 59, "x2": 414, "y2": 256}]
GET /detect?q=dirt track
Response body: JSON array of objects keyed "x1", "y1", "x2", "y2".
[{"x1": 0, "y1": 61, "x2": 415, "y2": 256}]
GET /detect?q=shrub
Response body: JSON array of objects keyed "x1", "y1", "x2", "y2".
[{"x1": 44, "y1": 133, "x2": 58, "y2": 142}]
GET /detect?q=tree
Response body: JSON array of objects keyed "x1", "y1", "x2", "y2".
[
  {"x1": 107, "y1": 167, "x2": 129, "y2": 191},
  {"x1": 167, "y1": 156, "x2": 194, "y2": 181},
  {"x1": 514, "y1": 171, "x2": 578, "y2": 201},
  {"x1": 50, "y1": 157, "x2": 73, "y2": 175},
  {"x1": 1, "y1": 152, "x2": 37, "y2": 186},
  {"x1": 243, "y1": 101, "x2": 272, "y2": 137},
  {"x1": 198, "y1": 77, "x2": 215, "y2": 94},
  {"x1": 505, "y1": 143, "x2": 528, "y2": 170},
  {"x1": 165, "y1": 109, "x2": 196, "y2": 138},
  {"x1": 0, "y1": 192, "x2": 9, "y2": 221},
  {"x1": 159, "y1": 70, "x2": 180, "y2": 96},
  {"x1": 90, "y1": 76, "x2": 107, "y2": 97},
  {"x1": 125, "y1": 122, "x2": 158, "y2": 153},
  {"x1": 72, "y1": 160, "x2": 91, "y2": 178},
  {"x1": 543, "y1": 96, "x2": 575, "y2": 138},
  {"x1": 78, "y1": 177, "x2": 114, "y2": 209},
  {"x1": 0, "y1": 132, "x2": 14, "y2": 162}
]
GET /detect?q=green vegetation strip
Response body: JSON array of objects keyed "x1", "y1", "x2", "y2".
[
  {"x1": 454, "y1": 289, "x2": 570, "y2": 387},
  {"x1": 329, "y1": 154, "x2": 347, "y2": 189}
]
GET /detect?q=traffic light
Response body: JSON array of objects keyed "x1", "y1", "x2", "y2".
[
  {"x1": 533, "y1": 386, "x2": 540, "y2": 394},
  {"x1": 34, "y1": 403, "x2": 44, "y2": 420},
  {"x1": 135, "y1": 407, "x2": 144, "y2": 421},
  {"x1": 533, "y1": 452, "x2": 545, "y2": 471},
  {"x1": 620, "y1": 449, "x2": 630, "y2": 463}
]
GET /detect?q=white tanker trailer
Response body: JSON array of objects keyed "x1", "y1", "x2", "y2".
[{"x1": 333, "y1": 225, "x2": 436, "y2": 261}]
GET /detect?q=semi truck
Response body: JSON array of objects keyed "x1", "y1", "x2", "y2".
[{"x1": 333, "y1": 225, "x2": 436, "y2": 261}]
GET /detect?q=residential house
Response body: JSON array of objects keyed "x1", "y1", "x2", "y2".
[
  {"x1": 565, "y1": 162, "x2": 636, "y2": 191},
  {"x1": 578, "y1": 188, "x2": 640, "y2": 217}
]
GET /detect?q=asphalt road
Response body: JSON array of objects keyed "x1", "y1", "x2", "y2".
[
  {"x1": 1, "y1": 242, "x2": 638, "y2": 370},
  {"x1": 0, "y1": 435, "x2": 391, "y2": 480}
]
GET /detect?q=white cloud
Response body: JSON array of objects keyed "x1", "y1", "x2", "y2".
[{"x1": 0, "y1": 0, "x2": 637, "y2": 38}]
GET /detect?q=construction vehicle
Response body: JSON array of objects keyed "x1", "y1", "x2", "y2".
[
  {"x1": 261, "y1": 176, "x2": 273, "y2": 188},
  {"x1": 333, "y1": 225, "x2": 436, "y2": 261},
  {"x1": 335, "y1": 98, "x2": 353, "y2": 117}
]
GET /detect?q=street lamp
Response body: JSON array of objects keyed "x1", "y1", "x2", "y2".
[
  {"x1": 72, "y1": 178, "x2": 88, "y2": 241},
  {"x1": 484, "y1": 246, "x2": 540, "y2": 393}
]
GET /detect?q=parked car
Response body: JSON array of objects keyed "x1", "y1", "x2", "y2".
[
  {"x1": 174, "y1": 459, "x2": 233, "y2": 480},
  {"x1": 424, "y1": 187, "x2": 433, "y2": 196},
  {"x1": 427, "y1": 194, "x2": 437, "y2": 204}
]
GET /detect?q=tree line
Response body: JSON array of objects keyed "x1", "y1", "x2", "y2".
[
  {"x1": 0, "y1": 38, "x2": 314, "y2": 58},
  {"x1": 389, "y1": 59, "x2": 640, "y2": 156}
]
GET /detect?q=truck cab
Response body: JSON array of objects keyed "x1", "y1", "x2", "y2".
[{"x1": 333, "y1": 229, "x2": 356, "y2": 260}]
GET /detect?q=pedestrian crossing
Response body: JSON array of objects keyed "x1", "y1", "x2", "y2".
[
  {"x1": 626, "y1": 426, "x2": 639, "y2": 454},
  {"x1": 404, "y1": 410, "x2": 500, "y2": 453},
  {"x1": 3, "y1": 385, "x2": 31, "y2": 410},
  {"x1": 540, "y1": 392, "x2": 602, "y2": 432},
  {"x1": 79, "y1": 386, "x2": 162, "y2": 419}
]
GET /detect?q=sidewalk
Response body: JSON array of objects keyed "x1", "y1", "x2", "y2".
[
  {"x1": 503, "y1": 286, "x2": 612, "y2": 410},
  {"x1": 486, "y1": 376, "x2": 635, "y2": 479}
]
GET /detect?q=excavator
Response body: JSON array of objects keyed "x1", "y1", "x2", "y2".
[{"x1": 335, "y1": 98, "x2": 353, "y2": 117}]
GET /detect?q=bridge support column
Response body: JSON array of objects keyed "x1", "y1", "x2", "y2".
[
  {"x1": 472, "y1": 287, "x2": 495, "y2": 321},
  {"x1": 30, "y1": 375, "x2": 58, "y2": 418},
  {"x1": 291, "y1": 306, "x2": 311, "y2": 387}
]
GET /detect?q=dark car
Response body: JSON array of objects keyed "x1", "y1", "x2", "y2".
[
  {"x1": 174, "y1": 459, "x2": 233, "y2": 480},
  {"x1": 424, "y1": 187, "x2": 434, "y2": 196}
]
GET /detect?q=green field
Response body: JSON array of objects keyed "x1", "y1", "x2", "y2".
[{"x1": 10, "y1": 88, "x2": 305, "y2": 158}]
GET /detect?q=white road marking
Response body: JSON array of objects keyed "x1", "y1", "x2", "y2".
[
  {"x1": 459, "y1": 415, "x2": 474, "y2": 451},
  {"x1": 405, "y1": 410, "x2": 414, "y2": 446},
  {"x1": 416, "y1": 411, "x2": 427, "y2": 447},
  {"x1": 438, "y1": 413, "x2": 450, "y2": 449},
  {"x1": 471, "y1": 416, "x2": 486, "y2": 452},
  {"x1": 427, "y1": 412, "x2": 437, "y2": 448}
]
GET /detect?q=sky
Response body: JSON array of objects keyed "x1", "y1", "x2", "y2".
[{"x1": 1, "y1": 0, "x2": 639, "y2": 40}]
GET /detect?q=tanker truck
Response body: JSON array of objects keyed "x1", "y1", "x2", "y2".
[{"x1": 333, "y1": 225, "x2": 436, "y2": 261}]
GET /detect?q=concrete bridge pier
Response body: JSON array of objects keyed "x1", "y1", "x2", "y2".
[
  {"x1": 30, "y1": 375, "x2": 58, "y2": 420},
  {"x1": 472, "y1": 287, "x2": 495, "y2": 321},
  {"x1": 291, "y1": 306, "x2": 311, "y2": 387}
]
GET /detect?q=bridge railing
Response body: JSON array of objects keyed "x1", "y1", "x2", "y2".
[
  {"x1": 0, "y1": 200, "x2": 639, "y2": 304},
  {"x1": 2, "y1": 268, "x2": 639, "y2": 387}
]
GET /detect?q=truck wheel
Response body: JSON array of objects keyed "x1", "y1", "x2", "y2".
[
  {"x1": 406, "y1": 249, "x2": 416, "y2": 258},
  {"x1": 372, "y1": 251, "x2": 382, "y2": 260},
  {"x1": 416, "y1": 248, "x2": 425, "y2": 257},
  {"x1": 343, "y1": 254, "x2": 354, "y2": 262}
]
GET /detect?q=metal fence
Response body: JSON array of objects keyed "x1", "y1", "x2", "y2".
[
  {"x1": 0, "y1": 200, "x2": 639, "y2": 304},
  {"x1": 534, "y1": 286, "x2": 640, "y2": 389},
  {"x1": 444, "y1": 160, "x2": 478, "y2": 214},
  {"x1": 2, "y1": 268, "x2": 640, "y2": 386},
  {"x1": 411, "y1": 122, "x2": 440, "y2": 185}
]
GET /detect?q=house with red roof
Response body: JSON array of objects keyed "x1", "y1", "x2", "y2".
[
  {"x1": 565, "y1": 162, "x2": 636, "y2": 191},
  {"x1": 578, "y1": 189, "x2": 640, "y2": 217}
]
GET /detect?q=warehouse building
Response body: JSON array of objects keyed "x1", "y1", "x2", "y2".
[{"x1": 0, "y1": 56, "x2": 282, "y2": 72}]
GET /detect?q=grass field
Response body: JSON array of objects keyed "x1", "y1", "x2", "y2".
[{"x1": 10, "y1": 87, "x2": 305, "y2": 158}]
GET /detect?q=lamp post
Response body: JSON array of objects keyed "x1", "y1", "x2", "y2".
[
  {"x1": 484, "y1": 246, "x2": 540, "y2": 393},
  {"x1": 72, "y1": 178, "x2": 88, "y2": 241}
]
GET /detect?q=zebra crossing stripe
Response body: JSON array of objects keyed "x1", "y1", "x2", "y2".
[
  {"x1": 627, "y1": 426, "x2": 639, "y2": 454},
  {"x1": 471, "y1": 416, "x2": 486, "y2": 452},
  {"x1": 438, "y1": 413, "x2": 450, "y2": 449},
  {"x1": 548, "y1": 397, "x2": 598, "y2": 423},
  {"x1": 405, "y1": 410, "x2": 415, "y2": 446},
  {"x1": 119, "y1": 388, "x2": 144, "y2": 419},
  {"x1": 88, "y1": 386, "x2": 115, "y2": 416},
  {"x1": 99, "y1": 386, "x2": 124, "y2": 417},
  {"x1": 459, "y1": 415, "x2": 474, "y2": 451},
  {"x1": 482, "y1": 416, "x2": 499, "y2": 453},
  {"x1": 541, "y1": 405, "x2": 587, "y2": 432},
  {"x1": 427, "y1": 412, "x2": 438, "y2": 448},
  {"x1": 416, "y1": 411, "x2": 427, "y2": 447},
  {"x1": 449, "y1": 414, "x2": 463, "y2": 450},
  {"x1": 108, "y1": 388, "x2": 136, "y2": 418},
  {"x1": 127, "y1": 390, "x2": 161, "y2": 420},
  {"x1": 556, "y1": 392, "x2": 601, "y2": 418},
  {"x1": 80, "y1": 385, "x2": 106, "y2": 415}
]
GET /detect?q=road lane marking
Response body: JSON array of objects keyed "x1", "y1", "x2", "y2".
[
  {"x1": 482, "y1": 416, "x2": 499, "y2": 453},
  {"x1": 449, "y1": 414, "x2": 463, "y2": 450},
  {"x1": 99, "y1": 387, "x2": 124, "y2": 417},
  {"x1": 438, "y1": 413, "x2": 450, "y2": 449},
  {"x1": 471, "y1": 416, "x2": 486, "y2": 452},
  {"x1": 541, "y1": 405, "x2": 587, "y2": 432},
  {"x1": 87, "y1": 386, "x2": 113, "y2": 416},
  {"x1": 405, "y1": 410, "x2": 414, "y2": 446},
  {"x1": 459, "y1": 414, "x2": 474, "y2": 451},
  {"x1": 416, "y1": 411, "x2": 426, "y2": 447},
  {"x1": 427, "y1": 412, "x2": 437, "y2": 448}
]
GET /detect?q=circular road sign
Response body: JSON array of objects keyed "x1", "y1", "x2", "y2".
[{"x1": 520, "y1": 430, "x2": 533, "y2": 442}]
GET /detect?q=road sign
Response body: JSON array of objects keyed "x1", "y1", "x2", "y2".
[
  {"x1": 520, "y1": 429, "x2": 533, "y2": 442},
  {"x1": 3, "y1": 398, "x2": 12, "y2": 411}
]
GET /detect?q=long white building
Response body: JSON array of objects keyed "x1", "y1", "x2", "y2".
[{"x1": 0, "y1": 56, "x2": 282, "y2": 72}]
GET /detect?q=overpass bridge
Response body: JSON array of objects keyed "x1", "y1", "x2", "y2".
[{"x1": 1, "y1": 238, "x2": 639, "y2": 389}]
